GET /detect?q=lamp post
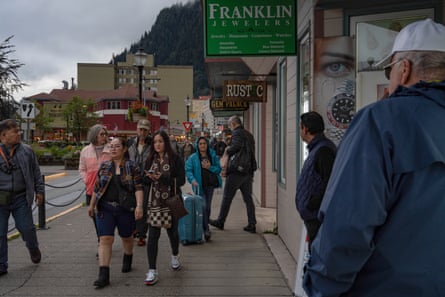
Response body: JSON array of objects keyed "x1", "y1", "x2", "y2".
[
  {"x1": 184, "y1": 95, "x2": 191, "y2": 122},
  {"x1": 184, "y1": 95, "x2": 191, "y2": 136},
  {"x1": 201, "y1": 112, "x2": 205, "y2": 133},
  {"x1": 134, "y1": 49, "x2": 148, "y2": 102}
]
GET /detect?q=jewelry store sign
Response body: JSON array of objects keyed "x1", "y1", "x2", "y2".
[
  {"x1": 204, "y1": 0, "x2": 297, "y2": 57},
  {"x1": 210, "y1": 97, "x2": 249, "y2": 117},
  {"x1": 224, "y1": 80, "x2": 266, "y2": 102}
]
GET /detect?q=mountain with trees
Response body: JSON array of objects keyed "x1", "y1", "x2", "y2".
[{"x1": 113, "y1": 0, "x2": 209, "y2": 97}]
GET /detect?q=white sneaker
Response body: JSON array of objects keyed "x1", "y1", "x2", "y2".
[
  {"x1": 171, "y1": 255, "x2": 181, "y2": 270},
  {"x1": 144, "y1": 269, "x2": 158, "y2": 285}
]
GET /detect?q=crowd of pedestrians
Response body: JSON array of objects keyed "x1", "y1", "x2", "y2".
[{"x1": 79, "y1": 119, "x2": 237, "y2": 288}]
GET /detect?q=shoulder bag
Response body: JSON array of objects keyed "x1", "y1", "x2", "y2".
[
  {"x1": 227, "y1": 143, "x2": 251, "y2": 174},
  {"x1": 164, "y1": 178, "x2": 188, "y2": 219}
]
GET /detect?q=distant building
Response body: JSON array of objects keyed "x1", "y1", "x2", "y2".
[
  {"x1": 27, "y1": 85, "x2": 168, "y2": 141},
  {"x1": 78, "y1": 53, "x2": 193, "y2": 127}
]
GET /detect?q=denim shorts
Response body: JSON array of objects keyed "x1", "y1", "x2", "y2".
[{"x1": 95, "y1": 202, "x2": 135, "y2": 237}]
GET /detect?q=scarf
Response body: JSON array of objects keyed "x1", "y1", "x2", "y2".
[{"x1": 149, "y1": 153, "x2": 172, "y2": 208}]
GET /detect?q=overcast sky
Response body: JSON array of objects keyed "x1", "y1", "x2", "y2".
[{"x1": 1, "y1": 0, "x2": 191, "y2": 102}]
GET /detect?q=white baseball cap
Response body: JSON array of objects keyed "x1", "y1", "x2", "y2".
[{"x1": 376, "y1": 18, "x2": 445, "y2": 67}]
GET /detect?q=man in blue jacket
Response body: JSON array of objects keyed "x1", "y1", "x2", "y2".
[
  {"x1": 295, "y1": 111, "x2": 336, "y2": 250},
  {"x1": 303, "y1": 19, "x2": 445, "y2": 297}
]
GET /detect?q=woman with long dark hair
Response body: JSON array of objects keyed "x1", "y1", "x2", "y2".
[{"x1": 143, "y1": 130, "x2": 185, "y2": 285}]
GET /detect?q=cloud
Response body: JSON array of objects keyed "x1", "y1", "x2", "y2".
[{"x1": 0, "y1": 0, "x2": 191, "y2": 101}]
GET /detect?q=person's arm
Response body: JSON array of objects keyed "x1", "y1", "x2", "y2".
[
  {"x1": 30, "y1": 148, "x2": 45, "y2": 205},
  {"x1": 303, "y1": 108, "x2": 392, "y2": 297},
  {"x1": 88, "y1": 169, "x2": 100, "y2": 218},
  {"x1": 88, "y1": 191, "x2": 97, "y2": 217},
  {"x1": 78, "y1": 147, "x2": 88, "y2": 182},
  {"x1": 225, "y1": 128, "x2": 243, "y2": 156},
  {"x1": 134, "y1": 189, "x2": 143, "y2": 220}
]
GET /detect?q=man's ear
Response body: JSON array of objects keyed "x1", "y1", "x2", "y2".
[{"x1": 400, "y1": 59, "x2": 412, "y2": 85}]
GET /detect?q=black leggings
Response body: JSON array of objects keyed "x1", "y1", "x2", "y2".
[{"x1": 146, "y1": 218, "x2": 179, "y2": 269}]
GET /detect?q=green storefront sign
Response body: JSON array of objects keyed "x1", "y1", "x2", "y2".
[{"x1": 204, "y1": 0, "x2": 297, "y2": 57}]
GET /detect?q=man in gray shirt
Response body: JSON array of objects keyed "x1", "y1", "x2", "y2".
[{"x1": 0, "y1": 119, "x2": 44, "y2": 276}]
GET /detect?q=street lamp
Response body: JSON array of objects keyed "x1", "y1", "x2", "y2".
[
  {"x1": 201, "y1": 112, "x2": 206, "y2": 133},
  {"x1": 184, "y1": 95, "x2": 192, "y2": 136},
  {"x1": 184, "y1": 95, "x2": 191, "y2": 122},
  {"x1": 134, "y1": 48, "x2": 147, "y2": 101}
]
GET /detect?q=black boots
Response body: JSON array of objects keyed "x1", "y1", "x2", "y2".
[
  {"x1": 93, "y1": 254, "x2": 132, "y2": 288},
  {"x1": 121, "y1": 253, "x2": 133, "y2": 273},
  {"x1": 94, "y1": 266, "x2": 110, "y2": 288}
]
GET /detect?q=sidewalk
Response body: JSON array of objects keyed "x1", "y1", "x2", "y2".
[{"x1": 1, "y1": 170, "x2": 296, "y2": 296}]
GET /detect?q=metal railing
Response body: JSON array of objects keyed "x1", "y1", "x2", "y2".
[{"x1": 8, "y1": 175, "x2": 85, "y2": 233}]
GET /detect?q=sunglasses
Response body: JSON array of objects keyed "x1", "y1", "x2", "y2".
[
  {"x1": 383, "y1": 59, "x2": 403, "y2": 80},
  {"x1": 99, "y1": 132, "x2": 108, "y2": 137}
]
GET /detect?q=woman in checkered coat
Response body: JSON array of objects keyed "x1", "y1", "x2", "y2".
[{"x1": 143, "y1": 130, "x2": 185, "y2": 285}]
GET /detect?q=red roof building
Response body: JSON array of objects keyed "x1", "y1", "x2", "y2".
[{"x1": 27, "y1": 84, "x2": 169, "y2": 140}]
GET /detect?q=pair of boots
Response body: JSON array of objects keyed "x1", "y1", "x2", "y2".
[{"x1": 94, "y1": 254, "x2": 133, "y2": 288}]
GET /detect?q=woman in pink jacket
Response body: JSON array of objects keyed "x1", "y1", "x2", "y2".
[{"x1": 79, "y1": 124, "x2": 111, "y2": 237}]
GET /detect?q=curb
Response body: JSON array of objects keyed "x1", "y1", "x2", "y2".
[{"x1": 44, "y1": 172, "x2": 67, "y2": 180}]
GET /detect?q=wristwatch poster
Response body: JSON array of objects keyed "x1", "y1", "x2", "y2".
[{"x1": 326, "y1": 79, "x2": 356, "y2": 144}]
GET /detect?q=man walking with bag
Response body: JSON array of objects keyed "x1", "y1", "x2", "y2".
[{"x1": 210, "y1": 115, "x2": 257, "y2": 233}]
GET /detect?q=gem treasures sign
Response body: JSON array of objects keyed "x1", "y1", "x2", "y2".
[{"x1": 223, "y1": 80, "x2": 266, "y2": 102}]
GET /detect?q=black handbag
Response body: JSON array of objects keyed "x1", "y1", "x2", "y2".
[
  {"x1": 227, "y1": 143, "x2": 252, "y2": 174},
  {"x1": 164, "y1": 179, "x2": 188, "y2": 219}
]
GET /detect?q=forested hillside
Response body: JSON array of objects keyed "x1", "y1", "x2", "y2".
[{"x1": 113, "y1": 0, "x2": 209, "y2": 97}]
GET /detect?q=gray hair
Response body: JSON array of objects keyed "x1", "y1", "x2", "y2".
[
  {"x1": 228, "y1": 115, "x2": 242, "y2": 127},
  {"x1": 87, "y1": 124, "x2": 106, "y2": 145},
  {"x1": 395, "y1": 51, "x2": 445, "y2": 80}
]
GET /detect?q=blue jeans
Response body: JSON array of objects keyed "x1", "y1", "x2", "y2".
[
  {"x1": 0, "y1": 195, "x2": 39, "y2": 270},
  {"x1": 202, "y1": 186, "x2": 215, "y2": 233},
  {"x1": 217, "y1": 173, "x2": 256, "y2": 226}
]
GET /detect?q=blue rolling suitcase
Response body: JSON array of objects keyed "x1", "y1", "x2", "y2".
[{"x1": 179, "y1": 192, "x2": 203, "y2": 245}]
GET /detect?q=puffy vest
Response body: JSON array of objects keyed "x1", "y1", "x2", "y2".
[{"x1": 295, "y1": 136, "x2": 336, "y2": 221}]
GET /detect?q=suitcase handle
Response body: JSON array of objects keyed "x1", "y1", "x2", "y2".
[{"x1": 191, "y1": 184, "x2": 200, "y2": 196}]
